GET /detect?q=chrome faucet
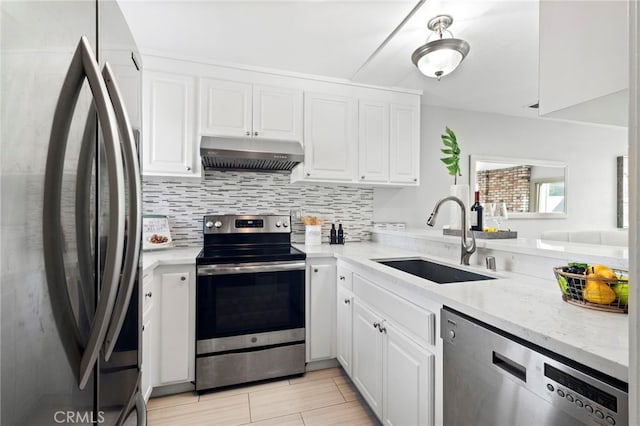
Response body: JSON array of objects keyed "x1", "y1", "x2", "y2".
[{"x1": 427, "y1": 196, "x2": 476, "y2": 265}]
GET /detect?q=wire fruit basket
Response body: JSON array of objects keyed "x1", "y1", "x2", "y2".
[{"x1": 553, "y1": 265, "x2": 629, "y2": 313}]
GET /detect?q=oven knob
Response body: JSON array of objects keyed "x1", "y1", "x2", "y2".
[
  {"x1": 214, "y1": 221, "x2": 223, "y2": 228},
  {"x1": 205, "y1": 221, "x2": 214, "y2": 228},
  {"x1": 546, "y1": 384, "x2": 554, "y2": 392},
  {"x1": 557, "y1": 389, "x2": 565, "y2": 397},
  {"x1": 448, "y1": 329, "x2": 455, "y2": 339},
  {"x1": 276, "y1": 221, "x2": 282, "y2": 228},
  {"x1": 566, "y1": 394, "x2": 574, "y2": 403},
  {"x1": 606, "y1": 416, "x2": 615, "y2": 425},
  {"x1": 595, "y1": 410, "x2": 605, "y2": 420},
  {"x1": 585, "y1": 405, "x2": 594, "y2": 413},
  {"x1": 575, "y1": 399, "x2": 584, "y2": 408},
  {"x1": 283, "y1": 222, "x2": 289, "y2": 228}
]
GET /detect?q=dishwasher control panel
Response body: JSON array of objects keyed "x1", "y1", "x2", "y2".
[{"x1": 544, "y1": 363, "x2": 620, "y2": 426}]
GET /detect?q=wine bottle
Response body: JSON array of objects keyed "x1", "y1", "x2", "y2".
[
  {"x1": 470, "y1": 190, "x2": 483, "y2": 231},
  {"x1": 337, "y1": 224, "x2": 344, "y2": 244},
  {"x1": 330, "y1": 224, "x2": 337, "y2": 245}
]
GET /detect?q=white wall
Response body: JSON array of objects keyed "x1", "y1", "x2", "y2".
[{"x1": 373, "y1": 105, "x2": 628, "y2": 238}]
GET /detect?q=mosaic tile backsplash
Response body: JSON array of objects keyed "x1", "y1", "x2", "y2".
[{"x1": 142, "y1": 170, "x2": 374, "y2": 247}]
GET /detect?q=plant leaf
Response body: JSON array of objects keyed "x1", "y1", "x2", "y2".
[
  {"x1": 440, "y1": 148, "x2": 454, "y2": 154},
  {"x1": 445, "y1": 127, "x2": 457, "y2": 142},
  {"x1": 441, "y1": 137, "x2": 453, "y2": 147},
  {"x1": 441, "y1": 157, "x2": 456, "y2": 165},
  {"x1": 447, "y1": 164, "x2": 459, "y2": 175}
]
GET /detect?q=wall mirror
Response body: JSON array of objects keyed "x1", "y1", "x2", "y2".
[
  {"x1": 617, "y1": 156, "x2": 628, "y2": 228},
  {"x1": 469, "y1": 155, "x2": 568, "y2": 219}
]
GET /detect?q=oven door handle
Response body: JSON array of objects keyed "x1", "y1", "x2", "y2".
[{"x1": 198, "y1": 261, "x2": 306, "y2": 276}]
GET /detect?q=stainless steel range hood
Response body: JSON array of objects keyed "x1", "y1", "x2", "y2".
[{"x1": 200, "y1": 136, "x2": 304, "y2": 172}]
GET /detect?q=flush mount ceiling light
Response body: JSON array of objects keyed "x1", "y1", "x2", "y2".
[{"x1": 411, "y1": 15, "x2": 470, "y2": 81}]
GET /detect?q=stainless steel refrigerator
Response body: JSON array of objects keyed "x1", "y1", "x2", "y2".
[{"x1": 1, "y1": 1, "x2": 144, "y2": 424}]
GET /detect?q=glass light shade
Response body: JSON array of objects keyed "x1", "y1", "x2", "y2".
[{"x1": 412, "y1": 38, "x2": 470, "y2": 79}]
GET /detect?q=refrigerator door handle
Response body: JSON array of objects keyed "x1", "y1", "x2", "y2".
[
  {"x1": 43, "y1": 35, "x2": 126, "y2": 390},
  {"x1": 114, "y1": 372, "x2": 146, "y2": 426},
  {"x1": 101, "y1": 61, "x2": 142, "y2": 361}
]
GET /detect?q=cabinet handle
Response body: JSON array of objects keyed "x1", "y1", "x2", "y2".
[
  {"x1": 245, "y1": 131, "x2": 251, "y2": 136},
  {"x1": 413, "y1": 178, "x2": 417, "y2": 182},
  {"x1": 186, "y1": 166, "x2": 191, "y2": 171},
  {"x1": 144, "y1": 291, "x2": 152, "y2": 298},
  {"x1": 181, "y1": 276, "x2": 186, "y2": 281},
  {"x1": 254, "y1": 131, "x2": 258, "y2": 136},
  {"x1": 344, "y1": 298, "x2": 350, "y2": 304},
  {"x1": 313, "y1": 268, "x2": 318, "y2": 273},
  {"x1": 361, "y1": 175, "x2": 365, "y2": 179},
  {"x1": 306, "y1": 172, "x2": 310, "y2": 177},
  {"x1": 378, "y1": 320, "x2": 387, "y2": 334},
  {"x1": 339, "y1": 275, "x2": 346, "y2": 281},
  {"x1": 373, "y1": 322, "x2": 380, "y2": 329}
]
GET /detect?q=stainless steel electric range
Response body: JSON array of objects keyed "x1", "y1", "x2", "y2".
[{"x1": 195, "y1": 214, "x2": 306, "y2": 391}]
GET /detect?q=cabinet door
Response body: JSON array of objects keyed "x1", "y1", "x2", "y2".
[
  {"x1": 383, "y1": 322, "x2": 435, "y2": 426},
  {"x1": 159, "y1": 271, "x2": 190, "y2": 384},
  {"x1": 389, "y1": 104, "x2": 419, "y2": 184},
  {"x1": 352, "y1": 301, "x2": 383, "y2": 418},
  {"x1": 303, "y1": 92, "x2": 357, "y2": 180},
  {"x1": 141, "y1": 314, "x2": 153, "y2": 402},
  {"x1": 200, "y1": 78, "x2": 252, "y2": 137},
  {"x1": 253, "y1": 85, "x2": 302, "y2": 142},
  {"x1": 336, "y1": 286, "x2": 353, "y2": 376},
  {"x1": 358, "y1": 100, "x2": 389, "y2": 183},
  {"x1": 143, "y1": 72, "x2": 198, "y2": 176},
  {"x1": 307, "y1": 263, "x2": 337, "y2": 362}
]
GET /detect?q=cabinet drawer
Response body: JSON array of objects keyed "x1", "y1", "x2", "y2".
[
  {"x1": 353, "y1": 274, "x2": 435, "y2": 347},
  {"x1": 337, "y1": 265, "x2": 353, "y2": 291}
]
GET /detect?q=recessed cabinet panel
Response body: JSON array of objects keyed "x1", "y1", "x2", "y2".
[
  {"x1": 159, "y1": 271, "x2": 190, "y2": 384},
  {"x1": 352, "y1": 300, "x2": 383, "y2": 417},
  {"x1": 389, "y1": 104, "x2": 420, "y2": 184},
  {"x1": 141, "y1": 315, "x2": 153, "y2": 402},
  {"x1": 304, "y1": 93, "x2": 357, "y2": 180},
  {"x1": 307, "y1": 262, "x2": 337, "y2": 362},
  {"x1": 358, "y1": 100, "x2": 389, "y2": 183},
  {"x1": 143, "y1": 72, "x2": 197, "y2": 176},
  {"x1": 336, "y1": 286, "x2": 354, "y2": 375},
  {"x1": 253, "y1": 85, "x2": 302, "y2": 141},
  {"x1": 200, "y1": 79, "x2": 252, "y2": 137},
  {"x1": 384, "y1": 323, "x2": 435, "y2": 426}
]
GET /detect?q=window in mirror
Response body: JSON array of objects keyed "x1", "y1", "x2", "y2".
[{"x1": 470, "y1": 155, "x2": 568, "y2": 219}]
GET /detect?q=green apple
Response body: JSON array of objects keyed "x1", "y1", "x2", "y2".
[{"x1": 613, "y1": 283, "x2": 629, "y2": 305}]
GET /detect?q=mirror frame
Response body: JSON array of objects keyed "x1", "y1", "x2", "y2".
[{"x1": 469, "y1": 154, "x2": 568, "y2": 219}]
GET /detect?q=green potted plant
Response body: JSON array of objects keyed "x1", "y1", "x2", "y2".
[
  {"x1": 440, "y1": 127, "x2": 462, "y2": 184},
  {"x1": 439, "y1": 126, "x2": 469, "y2": 229}
]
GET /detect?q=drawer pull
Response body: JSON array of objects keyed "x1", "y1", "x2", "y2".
[
  {"x1": 344, "y1": 298, "x2": 351, "y2": 304},
  {"x1": 181, "y1": 276, "x2": 186, "y2": 281},
  {"x1": 373, "y1": 322, "x2": 380, "y2": 329},
  {"x1": 144, "y1": 291, "x2": 152, "y2": 298},
  {"x1": 339, "y1": 275, "x2": 346, "y2": 280}
]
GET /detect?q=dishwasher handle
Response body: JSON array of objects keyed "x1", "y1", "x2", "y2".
[{"x1": 492, "y1": 351, "x2": 527, "y2": 382}]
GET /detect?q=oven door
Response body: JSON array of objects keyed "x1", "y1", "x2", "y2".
[{"x1": 196, "y1": 260, "x2": 305, "y2": 355}]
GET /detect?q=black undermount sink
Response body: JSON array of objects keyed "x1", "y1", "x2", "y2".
[{"x1": 376, "y1": 258, "x2": 496, "y2": 284}]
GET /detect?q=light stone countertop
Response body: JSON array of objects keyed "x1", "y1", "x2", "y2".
[
  {"x1": 295, "y1": 241, "x2": 629, "y2": 382},
  {"x1": 141, "y1": 246, "x2": 201, "y2": 276},
  {"x1": 142, "y1": 242, "x2": 629, "y2": 382},
  {"x1": 372, "y1": 228, "x2": 629, "y2": 270}
]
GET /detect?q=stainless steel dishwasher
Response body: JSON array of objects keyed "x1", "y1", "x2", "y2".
[{"x1": 441, "y1": 307, "x2": 628, "y2": 426}]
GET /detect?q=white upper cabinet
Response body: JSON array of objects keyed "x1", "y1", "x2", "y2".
[
  {"x1": 200, "y1": 78, "x2": 303, "y2": 141},
  {"x1": 142, "y1": 71, "x2": 200, "y2": 177},
  {"x1": 538, "y1": 0, "x2": 628, "y2": 126},
  {"x1": 389, "y1": 103, "x2": 420, "y2": 184},
  {"x1": 358, "y1": 100, "x2": 389, "y2": 183},
  {"x1": 253, "y1": 85, "x2": 303, "y2": 141},
  {"x1": 200, "y1": 79, "x2": 252, "y2": 137},
  {"x1": 302, "y1": 92, "x2": 358, "y2": 181}
]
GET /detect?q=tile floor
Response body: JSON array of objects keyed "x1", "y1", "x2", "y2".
[{"x1": 146, "y1": 367, "x2": 380, "y2": 426}]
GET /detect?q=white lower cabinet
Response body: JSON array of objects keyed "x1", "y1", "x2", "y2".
[
  {"x1": 383, "y1": 321, "x2": 435, "y2": 426},
  {"x1": 141, "y1": 271, "x2": 155, "y2": 402},
  {"x1": 352, "y1": 300, "x2": 384, "y2": 416},
  {"x1": 306, "y1": 258, "x2": 337, "y2": 362},
  {"x1": 336, "y1": 286, "x2": 354, "y2": 375},
  {"x1": 340, "y1": 263, "x2": 436, "y2": 426}
]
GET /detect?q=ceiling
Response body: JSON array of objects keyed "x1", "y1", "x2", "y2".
[{"x1": 119, "y1": 0, "x2": 540, "y2": 119}]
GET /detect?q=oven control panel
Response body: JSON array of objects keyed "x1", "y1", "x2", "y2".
[{"x1": 204, "y1": 215, "x2": 291, "y2": 234}]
